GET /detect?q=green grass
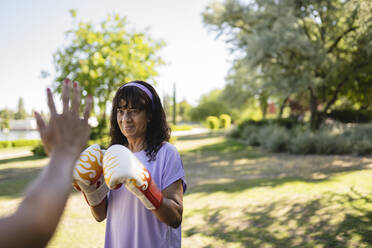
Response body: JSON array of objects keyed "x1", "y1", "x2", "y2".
[
  {"x1": 177, "y1": 135, "x2": 372, "y2": 248},
  {"x1": 0, "y1": 135, "x2": 372, "y2": 247},
  {"x1": 170, "y1": 124, "x2": 194, "y2": 131}
]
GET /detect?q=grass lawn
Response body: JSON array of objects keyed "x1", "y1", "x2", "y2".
[{"x1": 0, "y1": 133, "x2": 372, "y2": 247}]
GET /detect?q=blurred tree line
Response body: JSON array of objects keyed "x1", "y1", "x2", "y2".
[
  {"x1": 201, "y1": 0, "x2": 372, "y2": 129},
  {"x1": 0, "y1": 97, "x2": 30, "y2": 130}
]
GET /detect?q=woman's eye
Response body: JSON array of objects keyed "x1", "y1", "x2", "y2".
[{"x1": 129, "y1": 109, "x2": 139, "y2": 114}]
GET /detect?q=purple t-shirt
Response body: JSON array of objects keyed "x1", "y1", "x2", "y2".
[{"x1": 104, "y1": 142, "x2": 187, "y2": 248}]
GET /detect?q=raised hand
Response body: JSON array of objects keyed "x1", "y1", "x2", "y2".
[{"x1": 34, "y1": 79, "x2": 92, "y2": 160}]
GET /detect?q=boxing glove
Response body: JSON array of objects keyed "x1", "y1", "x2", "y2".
[
  {"x1": 103, "y1": 144, "x2": 163, "y2": 210},
  {"x1": 73, "y1": 144, "x2": 109, "y2": 206}
]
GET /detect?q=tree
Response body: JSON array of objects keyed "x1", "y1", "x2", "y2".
[
  {"x1": 51, "y1": 11, "x2": 164, "y2": 135},
  {"x1": 14, "y1": 97, "x2": 27, "y2": 120},
  {"x1": 203, "y1": 0, "x2": 372, "y2": 129},
  {"x1": 189, "y1": 89, "x2": 230, "y2": 122},
  {"x1": 178, "y1": 99, "x2": 192, "y2": 122}
]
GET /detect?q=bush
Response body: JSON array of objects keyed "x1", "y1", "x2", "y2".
[
  {"x1": 0, "y1": 139, "x2": 40, "y2": 149},
  {"x1": 235, "y1": 121, "x2": 372, "y2": 155},
  {"x1": 237, "y1": 117, "x2": 302, "y2": 131},
  {"x1": 313, "y1": 132, "x2": 352, "y2": 155},
  {"x1": 12, "y1": 139, "x2": 40, "y2": 147},
  {"x1": 240, "y1": 125, "x2": 261, "y2": 146},
  {"x1": 328, "y1": 109, "x2": 372, "y2": 123},
  {"x1": 258, "y1": 125, "x2": 290, "y2": 152},
  {"x1": 0, "y1": 141, "x2": 11, "y2": 148},
  {"x1": 355, "y1": 138, "x2": 372, "y2": 155},
  {"x1": 31, "y1": 144, "x2": 47, "y2": 157},
  {"x1": 206, "y1": 116, "x2": 220, "y2": 130},
  {"x1": 219, "y1": 114, "x2": 231, "y2": 129},
  {"x1": 276, "y1": 118, "x2": 303, "y2": 129},
  {"x1": 289, "y1": 131, "x2": 317, "y2": 154}
]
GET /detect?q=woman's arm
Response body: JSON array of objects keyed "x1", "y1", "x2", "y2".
[
  {"x1": 152, "y1": 179, "x2": 184, "y2": 228},
  {"x1": 90, "y1": 197, "x2": 108, "y2": 222}
]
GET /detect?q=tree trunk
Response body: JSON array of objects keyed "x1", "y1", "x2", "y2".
[
  {"x1": 261, "y1": 104, "x2": 267, "y2": 119},
  {"x1": 309, "y1": 87, "x2": 321, "y2": 130},
  {"x1": 278, "y1": 96, "x2": 289, "y2": 119}
]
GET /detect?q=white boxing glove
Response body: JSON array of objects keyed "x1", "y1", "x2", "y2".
[
  {"x1": 73, "y1": 144, "x2": 109, "y2": 206},
  {"x1": 103, "y1": 144, "x2": 163, "y2": 210}
]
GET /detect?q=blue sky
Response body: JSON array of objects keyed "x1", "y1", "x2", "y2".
[{"x1": 0, "y1": 0, "x2": 230, "y2": 113}]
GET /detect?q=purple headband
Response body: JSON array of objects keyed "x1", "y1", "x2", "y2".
[{"x1": 120, "y1": 82, "x2": 153, "y2": 102}]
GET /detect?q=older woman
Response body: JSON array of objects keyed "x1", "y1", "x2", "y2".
[{"x1": 91, "y1": 81, "x2": 187, "y2": 248}]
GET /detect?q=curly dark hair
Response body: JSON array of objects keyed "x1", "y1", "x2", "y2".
[{"x1": 109, "y1": 81, "x2": 170, "y2": 161}]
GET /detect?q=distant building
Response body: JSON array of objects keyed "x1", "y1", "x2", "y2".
[
  {"x1": 267, "y1": 103, "x2": 277, "y2": 114},
  {"x1": 9, "y1": 118, "x2": 37, "y2": 131}
]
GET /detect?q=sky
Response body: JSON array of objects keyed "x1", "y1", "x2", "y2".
[{"x1": 0, "y1": 0, "x2": 230, "y2": 113}]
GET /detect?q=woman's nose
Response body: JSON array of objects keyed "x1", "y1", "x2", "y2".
[{"x1": 120, "y1": 111, "x2": 132, "y2": 122}]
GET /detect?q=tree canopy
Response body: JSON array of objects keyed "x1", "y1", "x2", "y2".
[
  {"x1": 51, "y1": 11, "x2": 165, "y2": 124},
  {"x1": 203, "y1": 0, "x2": 372, "y2": 128}
]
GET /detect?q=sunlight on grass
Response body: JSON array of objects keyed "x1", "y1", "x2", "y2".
[{"x1": 1, "y1": 136, "x2": 372, "y2": 247}]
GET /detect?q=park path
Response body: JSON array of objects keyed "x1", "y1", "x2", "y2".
[{"x1": 0, "y1": 149, "x2": 32, "y2": 160}]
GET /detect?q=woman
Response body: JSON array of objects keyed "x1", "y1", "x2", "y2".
[{"x1": 91, "y1": 81, "x2": 187, "y2": 248}]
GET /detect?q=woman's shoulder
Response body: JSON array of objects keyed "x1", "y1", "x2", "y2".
[{"x1": 159, "y1": 141, "x2": 179, "y2": 155}]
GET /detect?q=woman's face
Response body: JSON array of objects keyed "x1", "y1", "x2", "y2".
[{"x1": 116, "y1": 99, "x2": 149, "y2": 141}]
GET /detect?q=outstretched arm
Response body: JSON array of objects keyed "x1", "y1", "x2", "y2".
[{"x1": 0, "y1": 80, "x2": 92, "y2": 248}]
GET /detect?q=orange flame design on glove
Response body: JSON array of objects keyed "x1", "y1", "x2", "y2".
[
  {"x1": 130, "y1": 168, "x2": 150, "y2": 191},
  {"x1": 102, "y1": 151, "x2": 120, "y2": 186},
  {"x1": 74, "y1": 148, "x2": 103, "y2": 184}
]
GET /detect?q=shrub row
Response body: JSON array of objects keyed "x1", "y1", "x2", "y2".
[
  {"x1": 231, "y1": 122, "x2": 372, "y2": 155},
  {"x1": 328, "y1": 109, "x2": 372, "y2": 123},
  {"x1": 0, "y1": 139, "x2": 40, "y2": 149}
]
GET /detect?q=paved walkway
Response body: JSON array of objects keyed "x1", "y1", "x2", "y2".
[
  {"x1": 0, "y1": 150, "x2": 33, "y2": 160},
  {"x1": 172, "y1": 127, "x2": 209, "y2": 137}
]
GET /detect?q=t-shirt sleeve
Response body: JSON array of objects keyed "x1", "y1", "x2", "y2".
[{"x1": 161, "y1": 144, "x2": 187, "y2": 193}]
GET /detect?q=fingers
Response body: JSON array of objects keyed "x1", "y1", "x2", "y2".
[
  {"x1": 62, "y1": 79, "x2": 71, "y2": 115},
  {"x1": 47, "y1": 88, "x2": 57, "y2": 117},
  {"x1": 34, "y1": 111, "x2": 46, "y2": 134},
  {"x1": 71, "y1": 81, "x2": 81, "y2": 117},
  {"x1": 84, "y1": 95, "x2": 93, "y2": 122}
]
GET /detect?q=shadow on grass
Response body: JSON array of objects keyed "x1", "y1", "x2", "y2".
[
  {"x1": 187, "y1": 177, "x2": 327, "y2": 194},
  {"x1": 184, "y1": 188, "x2": 372, "y2": 247},
  {"x1": 0, "y1": 166, "x2": 43, "y2": 198},
  {"x1": 0, "y1": 155, "x2": 45, "y2": 198}
]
